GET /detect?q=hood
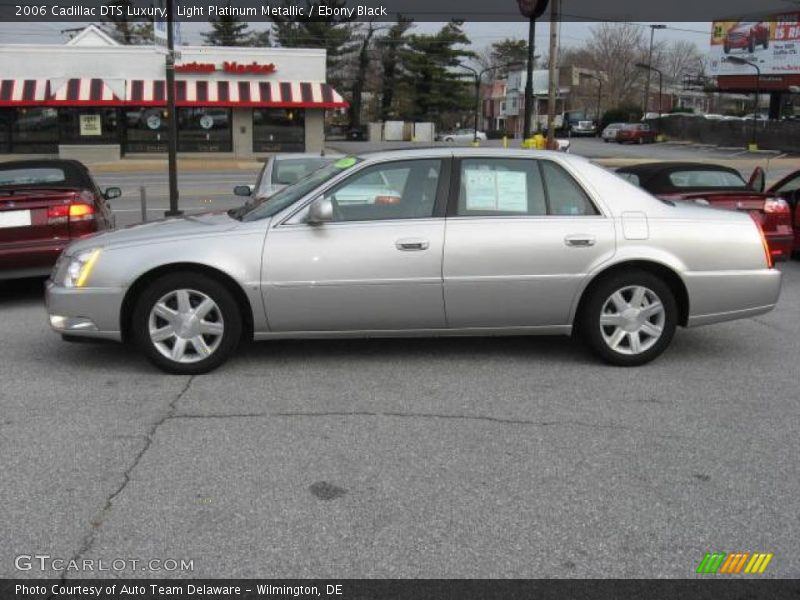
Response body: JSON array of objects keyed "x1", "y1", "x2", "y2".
[{"x1": 66, "y1": 211, "x2": 240, "y2": 255}]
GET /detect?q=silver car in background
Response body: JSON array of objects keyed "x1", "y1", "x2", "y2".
[
  {"x1": 233, "y1": 152, "x2": 340, "y2": 201},
  {"x1": 602, "y1": 123, "x2": 625, "y2": 142},
  {"x1": 46, "y1": 149, "x2": 782, "y2": 374}
]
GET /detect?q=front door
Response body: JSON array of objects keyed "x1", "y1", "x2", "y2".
[
  {"x1": 262, "y1": 158, "x2": 448, "y2": 332},
  {"x1": 443, "y1": 157, "x2": 615, "y2": 328}
]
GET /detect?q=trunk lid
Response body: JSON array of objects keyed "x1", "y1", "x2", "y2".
[{"x1": 0, "y1": 188, "x2": 81, "y2": 248}]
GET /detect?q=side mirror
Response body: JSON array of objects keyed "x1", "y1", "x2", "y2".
[
  {"x1": 233, "y1": 185, "x2": 253, "y2": 197},
  {"x1": 748, "y1": 167, "x2": 766, "y2": 193},
  {"x1": 307, "y1": 197, "x2": 333, "y2": 225},
  {"x1": 104, "y1": 187, "x2": 122, "y2": 200}
]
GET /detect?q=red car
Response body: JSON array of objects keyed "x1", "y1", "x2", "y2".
[
  {"x1": 616, "y1": 162, "x2": 794, "y2": 261},
  {"x1": 765, "y1": 169, "x2": 800, "y2": 256},
  {"x1": 724, "y1": 21, "x2": 770, "y2": 54},
  {"x1": 0, "y1": 159, "x2": 119, "y2": 280},
  {"x1": 615, "y1": 123, "x2": 657, "y2": 144}
]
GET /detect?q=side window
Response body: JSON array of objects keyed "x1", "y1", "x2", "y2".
[
  {"x1": 457, "y1": 158, "x2": 547, "y2": 217},
  {"x1": 541, "y1": 161, "x2": 599, "y2": 216},
  {"x1": 325, "y1": 159, "x2": 441, "y2": 222},
  {"x1": 775, "y1": 174, "x2": 800, "y2": 194}
]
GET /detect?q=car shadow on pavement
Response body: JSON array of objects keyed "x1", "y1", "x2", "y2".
[
  {"x1": 238, "y1": 334, "x2": 596, "y2": 366},
  {"x1": 0, "y1": 276, "x2": 46, "y2": 305}
]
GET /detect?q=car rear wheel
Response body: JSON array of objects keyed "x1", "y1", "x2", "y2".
[
  {"x1": 132, "y1": 273, "x2": 242, "y2": 374},
  {"x1": 580, "y1": 270, "x2": 677, "y2": 366}
]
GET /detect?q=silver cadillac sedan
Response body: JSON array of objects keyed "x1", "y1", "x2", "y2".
[{"x1": 45, "y1": 149, "x2": 782, "y2": 374}]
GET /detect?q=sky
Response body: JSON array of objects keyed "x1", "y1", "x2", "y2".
[{"x1": 0, "y1": 20, "x2": 713, "y2": 52}]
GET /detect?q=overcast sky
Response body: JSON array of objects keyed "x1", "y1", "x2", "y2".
[{"x1": 0, "y1": 20, "x2": 712, "y2": 52}]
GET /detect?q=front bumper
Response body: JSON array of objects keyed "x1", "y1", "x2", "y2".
[{"x1": 45, "y1": 280, "x2": 125, "y2": 341}]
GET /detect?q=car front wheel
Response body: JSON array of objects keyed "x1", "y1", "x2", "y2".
[
  {"x1": 580, "y1": 270, "x2": 677, "y2": 366},
  {"x1": 132, "y1": 273, "x2": 242, "y2": 374}
]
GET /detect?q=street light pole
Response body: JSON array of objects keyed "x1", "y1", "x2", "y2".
[
  {"x1": 643, "y1": 24, "x2": 666, "y2": 116},
  {"x1": 164, "y1": 0, "x2": 181, "y2": 217},
  {"x1": 725, "y1": 56, "x2": 761, "y2": 149},
  {"x1": 586, "y1": 73, "x2": 603, "y2": 134},
  {"x1": 636, "y1": 62, "x2": 664, "y2": 136}
]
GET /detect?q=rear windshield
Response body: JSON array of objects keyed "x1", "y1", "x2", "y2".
[
  {"x1": 668, "y1": 170, "x2": 747, "y2": 188},
  {"x1": 0, "y1": 167, "x2": 67, "y2": 187}
]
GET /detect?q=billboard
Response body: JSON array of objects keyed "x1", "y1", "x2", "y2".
[{"x1": 708, "y1": 14, "x2": 800, "y2": 76}]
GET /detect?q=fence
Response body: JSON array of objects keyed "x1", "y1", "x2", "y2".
[{"x1": 652, "y1": 116, "x2": 800, "y2": 153}]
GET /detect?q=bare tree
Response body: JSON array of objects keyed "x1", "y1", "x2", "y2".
[
  {"x1": 660, "y1": 40, "x2": 705, "y2": 85},
  {"x1": 582, "y1": 23, "x2": 648, "y2": 107}
]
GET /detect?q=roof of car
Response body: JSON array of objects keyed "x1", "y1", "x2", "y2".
[{"x1": 353, "y1": 147, "x2": 584, "y2": 163}]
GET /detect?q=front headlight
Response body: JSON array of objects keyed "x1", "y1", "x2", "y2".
[{"x1": 62, "y1": 248, "x2": 102, "y2": 288}]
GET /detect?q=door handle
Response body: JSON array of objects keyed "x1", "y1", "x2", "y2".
[
  {"x1": 564, "y1": 234, "x2": 596, "y2": 248},
  {"x1": 396, "y1": 238, "x2": 430, "y2": 251}
]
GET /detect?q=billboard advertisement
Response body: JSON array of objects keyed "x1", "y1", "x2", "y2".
[{"x1": 708, "y1": 14, "x2": 800, "y2": 75}]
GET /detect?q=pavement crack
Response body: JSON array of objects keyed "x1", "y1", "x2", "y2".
[
  {"x1": 64, "y1": 375, "x2": 195, "y2": 574},
  {"x1": 171, "y1": 410, "x2": 692, "y2": 439}
]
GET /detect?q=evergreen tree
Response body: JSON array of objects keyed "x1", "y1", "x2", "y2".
[
  {"x1": 400, "y1": 21, "x2": 474, "y2": 123},
  {"x1": 202, "y1": 2, "x2": 253, "y2": 46}
]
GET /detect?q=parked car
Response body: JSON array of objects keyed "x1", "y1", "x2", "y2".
[
  {"x1": 234, "y1": 153, "x2": 341, "y2": 203},
  {"x1": 616, "y1": 162, "x2": 793, "y2": 261},
  {"x1": 616, "y1": 123, "x2": 657, "y2": 144},
  {"x1": 46, "y1": 149, "x2": 781, "y2": 374},
  {"x1": 724, "y1": 21, "x2": 770, "y2": 54},
  {"x1": 569, "y1": 119, "x2": 597, "y2": 137},
  {"x1": 763, "y1": 169, "x2": 800, "y2": 255},
  {"x1": 0, "y1": 159, "x2": 118, "y2": 280},
  {"x1": 601, "y1": 123, "x2": 625, "y2": 142},
  {"x1": 439, "y1": 129, "x2": 487, "y2": 143}
]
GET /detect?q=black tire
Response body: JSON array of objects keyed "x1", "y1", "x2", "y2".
[
  {"x1": 131, "y1": 272, "x2": 242, "y2": 374},
  {"x1": 579, "y1": 270, "x2": 678, "y2": 366}
]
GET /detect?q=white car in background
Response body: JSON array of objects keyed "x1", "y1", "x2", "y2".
[
  {"x1": 439, "y1": 129, "x2": 488, "y2": 143},
  {"x1": 601, "y1": 123, "x2": 625, "y2": 142}
]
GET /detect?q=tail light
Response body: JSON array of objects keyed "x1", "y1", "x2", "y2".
[
  {"x1": 764, "y1": 198, "x2": 790, "y2": 214},
  {"x1": 47, "y1": 192, "x2": 96, "y2": 225},
  {"x1": 750, "y1": 213, "x2": 774, "y2": 269}
]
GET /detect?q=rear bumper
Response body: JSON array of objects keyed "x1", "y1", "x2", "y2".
[
  {"x1": 766, "y1": 234, "x2": 794, "y2": 262},
  {"x1": 45, "y1": 280, "x2": 125, "y2": 341},
  {"x1": 684, "y1": 268, "x2": 782, "y2": 327}
]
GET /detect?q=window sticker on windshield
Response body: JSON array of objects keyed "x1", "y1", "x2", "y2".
[
  {"x1": 335, "y1": 157, "x2": 357, "y2": 169},
  {"x1": 464, "y1": 169, "x2": 527, "y2": 212}
]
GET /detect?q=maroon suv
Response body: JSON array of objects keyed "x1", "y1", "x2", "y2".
[
  {"x1": 724, "y1": 21, "x2": 770, "y2": 54},
  {"x1": 0, "y1": 159, "x2": 119, "y2": 280}
]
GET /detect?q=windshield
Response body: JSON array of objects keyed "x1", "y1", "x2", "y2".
[
  {"x1": 271, "y1": 158, "x2": 333, "y2": 185},
  {"x1": 236, "y1": 157, "x2": 362, "y2": 221}
]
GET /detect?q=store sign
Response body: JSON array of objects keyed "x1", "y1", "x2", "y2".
[
  {"x1": 79, "y1": 114, "x2": 102, "y2": 136},
  {"x1": 175, "y1": 61, "x2": 277, "y2": 75},
  {"x1": 708, "y1": 13, "x2": 800, "y2": 76}
]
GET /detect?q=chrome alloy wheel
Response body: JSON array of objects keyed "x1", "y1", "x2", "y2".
[
  {"x1": 599, "y1": 285, "x2": 666, "y2": 355},
  {"x1": 148, "y1": 289, "x2": 224, "y2": 363}
]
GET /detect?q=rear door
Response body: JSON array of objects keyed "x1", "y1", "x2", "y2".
[{"x1": 442, "y1": 157, "x2": 615, "y2": 328}]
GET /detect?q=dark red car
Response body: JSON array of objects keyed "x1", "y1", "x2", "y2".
[
  {"x1": 0, "y1": 159, "x2": 119, "y2": 280},
  {"x1": 616, "y1": 162, "x2": 793, "y2": 262},
  {"x1": 765, "y1": 169, "x2": 800, "y2": 256},
  {"x1": 615, "y1": 123, "x2": 657, "y2": 144},
  {"x1": 724, "y1": 21, "x2": 770, "y2": 54}
]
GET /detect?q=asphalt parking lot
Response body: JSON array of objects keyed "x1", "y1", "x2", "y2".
[{"x1": 1, "y1": 141, "x2": 799, "y2": 579}]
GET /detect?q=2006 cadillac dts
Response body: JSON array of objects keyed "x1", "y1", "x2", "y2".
[{"x1": 45, "y1": 149, "x2": 782, "y2": 374}]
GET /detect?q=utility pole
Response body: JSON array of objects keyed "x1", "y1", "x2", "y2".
[
  {"x1": 643, "y1": 24, "x2": 666, "y2": 116},
  {"x1": 545, "y1": 0, "x2": 559, "y2": 146},
  {"x1": 518, "y1": 0, "x2": 549, "y2": 140},
  {"x1": 164, "y1": 0, "x2": 182, "y2": 217}
]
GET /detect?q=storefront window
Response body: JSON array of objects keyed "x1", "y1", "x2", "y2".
[
  {"x1": 253, "y1": 108, "x2": 305, "y2": 152},
  {"x1": 124, "y1": 107, "x2": 169, "y2": 153},
  {"x1": 58, "y1": 108, "x2": 120, "y2": 144},
  {"x1": 11, "y1": 107, "x2": 59, "y2": 153},
  {"x1": 177, "y1": 107, "x2": 232, "y2": 152},
  {"x1": 0, "y1": 110, "x2": 11, "y2": 153}
]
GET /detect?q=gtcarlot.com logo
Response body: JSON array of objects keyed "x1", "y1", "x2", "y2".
[{"x1": 696, "y1": 552, "x2": 773, "y2": 574}]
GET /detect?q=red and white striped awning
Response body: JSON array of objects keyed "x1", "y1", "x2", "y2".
[
  {"x1": 0, "y1": 77, "x2": 347, "y2": 109},
  {"x1": 0, "y1": 79, "x2": 49, "y2": 106},
  {"x1": 127, "y1": 79, "x2": 347, "y2": 108},
  {"x1": 47, "y1": 78, "x2": 124, "y2": 105}
]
